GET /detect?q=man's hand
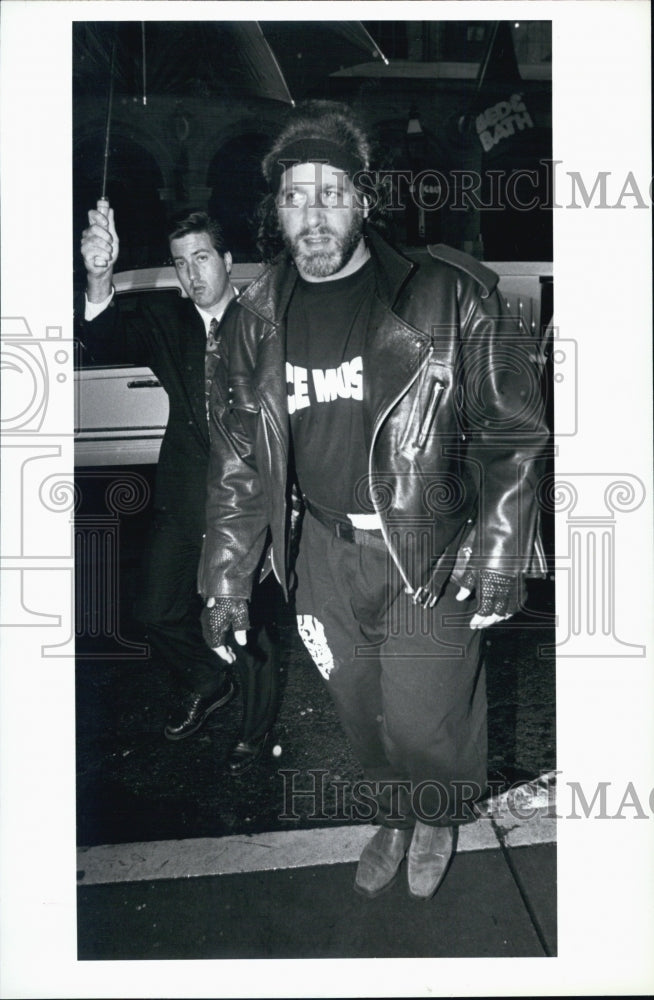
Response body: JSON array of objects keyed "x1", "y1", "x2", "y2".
[
  {"x1": 455, "y1": 569, "x2": 525, "y2": 630},
  {"x1": 455, "y1": 586, "x2": 510, "y2": 629},
  {"x1": 201, "y1": 596, "x2": 250, "y2": 664},
  {"x1": 81, "y1": 199, "x2": 120, "y2": 301}
]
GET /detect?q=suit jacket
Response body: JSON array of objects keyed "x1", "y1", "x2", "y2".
[{"x1": 78, "y1": 290, "x2": 237, "y2": 528}]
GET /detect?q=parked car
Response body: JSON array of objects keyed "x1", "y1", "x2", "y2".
[
  {"x1": 74, "y1": 263, "x2": 262, "y2": 467},
  {"x1": 74, "y1": 259, "x2": 551, "y2": 467}
]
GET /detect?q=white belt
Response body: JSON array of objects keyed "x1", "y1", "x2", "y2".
[{"x1": 347, "y1": 512, "x2": 383, "y2": 530}]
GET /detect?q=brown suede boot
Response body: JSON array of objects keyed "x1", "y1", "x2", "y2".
[
  {"x1": 354, "y1": 826, "x2": 413, "y2": 898},
  {"x1": 407, "y1": 822, "x2": 455, "y2": 900}
]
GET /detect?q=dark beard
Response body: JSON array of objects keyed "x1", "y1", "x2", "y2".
[{"x1": 282, "y1": 213, "x2": 365, "y2": 279}]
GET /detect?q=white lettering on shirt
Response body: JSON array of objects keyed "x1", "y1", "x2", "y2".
[
  {"x1": 287, "y1": 356, "x2": 363, "y2": 413},
  {"x1": 286, "y1": 362, "x2": 310, "y2": 415}
]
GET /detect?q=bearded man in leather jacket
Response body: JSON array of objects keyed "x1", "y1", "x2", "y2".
[{"x1": 198, "y1": 101, "x2": 548, "y2": 900}]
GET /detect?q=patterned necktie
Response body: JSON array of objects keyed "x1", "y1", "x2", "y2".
[
  {"x1": 207, "y1": 316, "x2": 220, "y2": 353},
  {"x1": 205, "y1": 317, "x2": 220, "y2": 420}
]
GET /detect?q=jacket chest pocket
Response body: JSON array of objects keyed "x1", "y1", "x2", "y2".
[
  {"x1": 397, "y1": 367, "x2": 447, "y2": 454},
  {"x1": 227, "y1": 379, "x2": 261, "y2": 414},
  {"x1": 222, "y1": 378, "x2": 262, "y2": 440}
]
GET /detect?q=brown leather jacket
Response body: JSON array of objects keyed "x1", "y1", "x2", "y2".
[{"x1": 198, "y1": 229, "x2": 548, "y2": 603}]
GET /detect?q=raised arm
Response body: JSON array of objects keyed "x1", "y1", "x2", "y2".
[{"x1": 80, "y1": 199, "x2": 120, "y2": 306}]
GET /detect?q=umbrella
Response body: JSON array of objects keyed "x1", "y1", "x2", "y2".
[
  {"x1": 243, "y1": 21, "x2": 388, "y2": 104},
  {"x1": 73, "y1": 21, "x2": 388, "y2": 107},
  {"x1": 75, "y1": 20, "x2": 388, "y2": 258}
]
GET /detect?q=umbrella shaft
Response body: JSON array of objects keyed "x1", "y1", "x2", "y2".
[{"x1": 101, "y1": 33, "x2": 117, "y2": 199}]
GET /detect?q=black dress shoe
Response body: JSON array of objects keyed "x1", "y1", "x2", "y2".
[
  {"x1": 164, "y1": 679, "x2": 235, "y2": 741},
  {"x1": 227, "y1": 732, "x2": 270, "y2": 775}
]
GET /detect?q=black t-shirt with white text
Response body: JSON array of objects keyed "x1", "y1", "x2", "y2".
[{"x1": 286, "y1": 259, "x2": 375, "y2": 516}]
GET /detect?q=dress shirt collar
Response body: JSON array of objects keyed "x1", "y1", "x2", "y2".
[{"x1": 194, "y1": 285, "x2": 238, "y2": 335}]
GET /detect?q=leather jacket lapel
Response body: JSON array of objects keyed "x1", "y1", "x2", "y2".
[
  {"x1": 363, "y1": 297, "x2": 431, "y2": 440},
  {"x1": 238, "y1": 252, "x2": 298, "y2": 327},
  {"x1": 365, "y1": 227, "x2": 416, "y2": 307},
  {"x1": 255, "y1": 326, "x2": 289, "y2": 461}
]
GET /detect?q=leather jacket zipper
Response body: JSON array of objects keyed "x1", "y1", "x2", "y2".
[
  {"x1": 261, "y1": 407, "x2": 273, "y2": 470},
  {"x1": 415, "y1": 378, "x2": 444, "y2": 448},
  {"x1": 368, "y1": 346, "x2": 434, "y2": 595},
  {"x1": 397, "y1": 372, "x2": 445, "y2": 452},
  {"x1": 259, "y1": 407, "x2": 286, "y2": 590}
]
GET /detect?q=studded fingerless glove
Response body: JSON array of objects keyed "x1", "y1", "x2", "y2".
[
  {"x1": 201, "y1": 597, "x2": 250, "y2": 648},
  {"x1": 459, "y1": 568, "x2": 525, "y2": 617}
]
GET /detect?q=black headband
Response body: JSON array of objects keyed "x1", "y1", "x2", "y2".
[{"x1": 268, "y1": 138, "x2": 366, "y2": 193}]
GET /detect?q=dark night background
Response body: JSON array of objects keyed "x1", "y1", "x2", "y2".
[{"x1": 73, "y1": 20, "x2": 552, "y2": 273}]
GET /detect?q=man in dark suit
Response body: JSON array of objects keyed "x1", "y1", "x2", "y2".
[{"x1": 79, "y1": 204, "x2": 279, "y2": 771}]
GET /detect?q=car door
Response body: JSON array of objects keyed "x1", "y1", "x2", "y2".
[{"x1": 74, "y1": 287, "x2": 179, "y2": 466}]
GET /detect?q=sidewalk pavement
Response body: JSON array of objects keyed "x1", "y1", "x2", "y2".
[{"x1": 77, "y1": 775, "x2": 557, "y2": 960}]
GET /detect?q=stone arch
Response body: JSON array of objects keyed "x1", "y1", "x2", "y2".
[
  {"x1": 205, "y1": 119, "x2": 283, "y2": 261},
  {"x1": 73, "y1": 120, "x2": 170, "y2": 274}
]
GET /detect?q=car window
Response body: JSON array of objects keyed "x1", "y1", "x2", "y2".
[
  {"x1": 76, "y1": 287, "x2": 184, "y2": 370},
  {"x1": 117, "y1": 287, "x2": 183, "y2": 313}
]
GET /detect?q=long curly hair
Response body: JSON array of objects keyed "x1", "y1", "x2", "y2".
[{"x1": 255, "y1": 100, "x2": 393, "y2": 262}]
